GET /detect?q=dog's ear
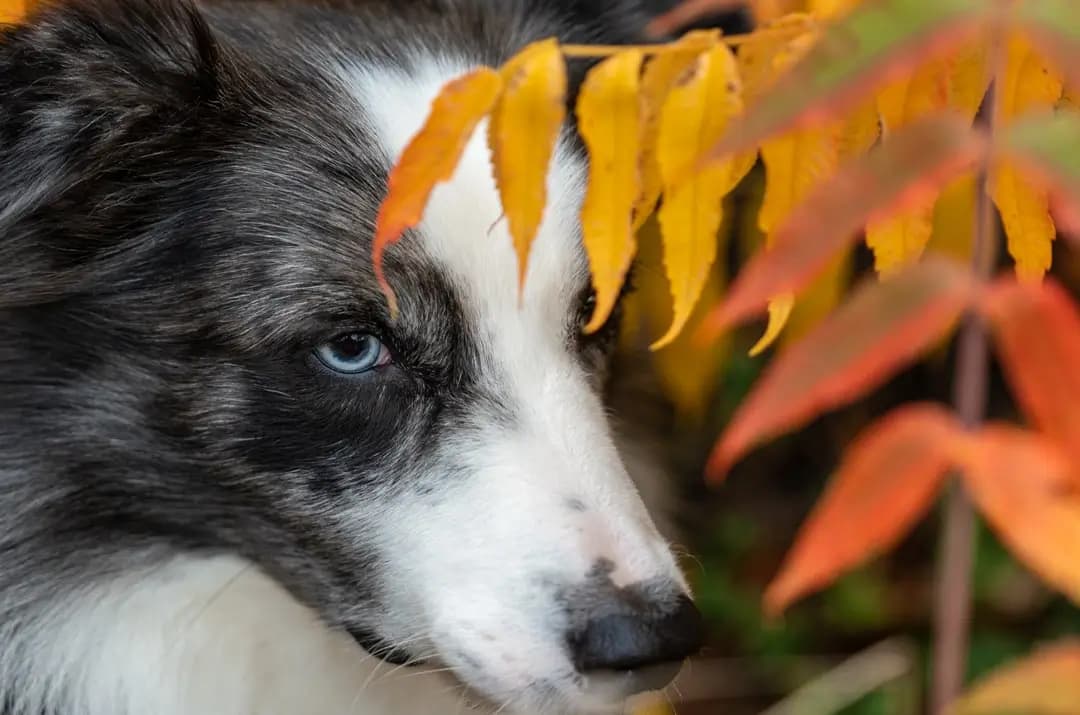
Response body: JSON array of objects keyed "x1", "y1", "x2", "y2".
[
  {"x1": 0, "y1": 0, "x2": 227, "y2": 306},
  {"x1": 1, "y1": 0, "x2": 224, "y2": 122}
]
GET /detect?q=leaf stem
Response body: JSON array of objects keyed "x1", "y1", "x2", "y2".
[
  {"x1": 929, "y1": 34, "x2": 1004, "y2": 714},
  {"x1": 560, "y1": 24, "x2": 809, "y2": 58}
]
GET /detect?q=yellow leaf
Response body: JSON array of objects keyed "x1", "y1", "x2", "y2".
[
  {"x1": 373, "y1": 67, "x2": 504, "y2": 314},
  {"x1": 781, "y1": 251, "x2": 851, "y2": 345},
  {"x1": 993, "y1": 163, "x2": 1056, "y2": 281},
  {"x1": 745, "y1": 20, "x2": 832, "y2": 354},
  {"x1": 737, "y1": 13, "x2": 817, "y2": 106},
  {"x1": 927, "y1": 173, "x2": 977, "y2": 262},
  {"x1": 835, "y1": 96, "x2": 880, "y2": 160},
  {"x1": 630, "y1": 215, "x2": 729, "y2": 422},
  {"x1": 630, "y1": 693, "x2": 677, "y2": 715},
  {"x1": 750, "y1": 0, "x2": 809, "y2": 24},
  {"x1": 749, "y1": 293, "x2": 794, "y2": 356},
  {"x1": 809, "y1": 0, "x2": 862, "y2": 19},
  {"x1": 0, "y1": 0, "x2": 25, "y2": 23},
  {"x1": 634, "y1": 29, "x2": 720, "y2": 230},
  {"x1": 876, "y1": 62, "x2": 949, "y2": 132},
  {"x1": 991, "y1": 33, "x2": 1063, "y2": 280},
  {"x1": 488, "y1": 39, "x2": 567, "y2": 292},
  {"x1": 950, "y1": 639, "x2": 1080, "y2": 715},
  {"x1": 995, "y1": 33, "x2": 1064, "y2": 124},
  {"x1": 946, "y1": 38, "x2": 991, "y2": 122},
  {"x1": 865, "y1": 204, "x2": 935, "y2": 275},
  {"x1": 653, "y1": 43, "x2": 743, "y2": 349},
  {"x1": 865, "y1": 52, "x2": 955, "y2": 274},
  {"x1": 578, "y1": 50, "x2": 645, "y2": 333},
  {"x1": 757, "y1": 118, "x2": 836, "y2": 236}
]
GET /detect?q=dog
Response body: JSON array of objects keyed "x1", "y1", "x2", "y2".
[{"x1": 0, "y1": 0, "x2": 706, "y2": 713}]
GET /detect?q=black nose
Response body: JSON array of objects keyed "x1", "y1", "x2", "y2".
[{"x1": 569, "y1": 594, "x2": 705, "y2": 673}]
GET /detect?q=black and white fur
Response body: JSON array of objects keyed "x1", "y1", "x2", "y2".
[{"x1": 0, "y1": 1, "x2": 703, "y2": 713}]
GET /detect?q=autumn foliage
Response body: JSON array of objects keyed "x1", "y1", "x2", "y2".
[
  {"x1": 367, "y1": 0, "x2": 1080, "y2": 708},
  {"x1": 6, "y1": 0, "x2": 1080, "y2": 709}
]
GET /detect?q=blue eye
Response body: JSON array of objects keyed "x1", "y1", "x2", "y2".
[{"x1": 313, "y1": 333, "x2": 390, "y2": 374}]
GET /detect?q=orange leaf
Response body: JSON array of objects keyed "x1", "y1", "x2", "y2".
[
  {"x1": 708, "y1": 258, "x2": 975, "y2": 479},
  {"x1": 700, "y1": 114, "x2": 982, "y2": 337},
  {"x1": 578, "y1": 50, "x2": 645, "y2": 333},
  {"x1": 372, "y1": 68, "x2": 503, "y2": 315},
  {"x1": 635, "y1": 29, "x2": 720, "y2": 230},
  {"x1": 488, "y1": 40, "x2": 567, "y2": 293},
  {"x1": 959, "y1": 426, "x2": 1080, "y2": 605},
  {"x1": 653, "y1": 43, "x2": 743, "y2": 348},
  {"x1": 765, "y1": 403, "x2": 961, "y2": 615},
  {"x1": 982, "y1": 278, "x2": 1080, "y2": 474},
  {"x1": 950, "y1": 639, "x2": 1080, "y2": 715},
  {"x1": 0, "y1": 0, "x2": 25, "y2": 23}
]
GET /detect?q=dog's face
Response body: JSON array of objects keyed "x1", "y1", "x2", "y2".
[{"x1": 0, "y1": 0, "x2": 701, "y2": 712}]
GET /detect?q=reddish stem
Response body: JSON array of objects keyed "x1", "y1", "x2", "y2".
[{"x1": 929, "y1": 69, "x2": 1001, "y2": 711}]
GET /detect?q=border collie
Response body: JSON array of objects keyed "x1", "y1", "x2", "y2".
[{"x1": 0, "y1": 0, "x2": 705, "y2": 712}]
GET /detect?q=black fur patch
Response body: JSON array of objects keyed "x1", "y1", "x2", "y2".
[{"x1": 0, "y1": 0, "x2": 652, "y2": 699}]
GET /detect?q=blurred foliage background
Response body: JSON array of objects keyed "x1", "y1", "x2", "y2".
[{"x1": 623, "y1": 3, "x2": 1080, "y2": 713}]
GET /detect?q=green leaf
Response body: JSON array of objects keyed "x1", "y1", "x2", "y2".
[
  {"x1": 699, "y1": 0, "x2": 990, "y2": 167},
  {"x1": 998, "y1": 110, "x2": 1080, "y2": 239}
]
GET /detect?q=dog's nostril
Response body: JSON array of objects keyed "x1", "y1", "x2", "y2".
[{"x1": 569, "y1": 594, "x2": 704, "y2": 674}]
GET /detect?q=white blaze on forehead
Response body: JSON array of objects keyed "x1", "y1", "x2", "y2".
[
  {"x1": 347, "y1": 57, "x2": 676, "y2": 590},
  {"x1": 348, "y1": 57, "x2": 589, "y2": 337}
]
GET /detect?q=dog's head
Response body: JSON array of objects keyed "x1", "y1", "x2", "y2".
[{"x1": 0, "y1": 0, "x2": 702, "y2": 711}]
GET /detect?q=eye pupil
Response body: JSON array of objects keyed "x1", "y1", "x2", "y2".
[
  {"x1": 331, "y1": 334, "x2": 371, "y2": 360},
  {"x1": 314, "y1": 333, "x2": 388, "y2": 374}
]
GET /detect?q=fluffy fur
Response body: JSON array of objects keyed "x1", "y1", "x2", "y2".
[{"x1": 0, "y1": 1, "x2": 701, "y2": 713}]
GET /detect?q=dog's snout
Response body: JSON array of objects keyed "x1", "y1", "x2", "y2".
[{"x1": 569, "y1": 594, "x2": 704, "y2": 679}]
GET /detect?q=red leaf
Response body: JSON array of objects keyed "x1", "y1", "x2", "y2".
[
  {"x1": 699, "y1": 114, "x2": 983, "y2": 338},
  {"x1": 708, "y1": 258, "x2": 975, "y2": 479},
  {"x1": 765, "y1": 403, "x2": 961, "y2": 615},
  {"x1": 982, "y1": 277, "x2": 1080, "y2": 478},
  {"x1": 959, "y1": 426, "x2": 1080, "y2": 605},
  {"x1": 699, "y1": 0, "x2": 990, "y2": 164}
]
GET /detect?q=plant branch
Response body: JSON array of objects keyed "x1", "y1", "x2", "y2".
[
  {"x1": 560, "y1": 23, "x2": 810, "y2": 58},
  {"x1": 930, "y1": 44, "x2": 1004, "y2": 714}
]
